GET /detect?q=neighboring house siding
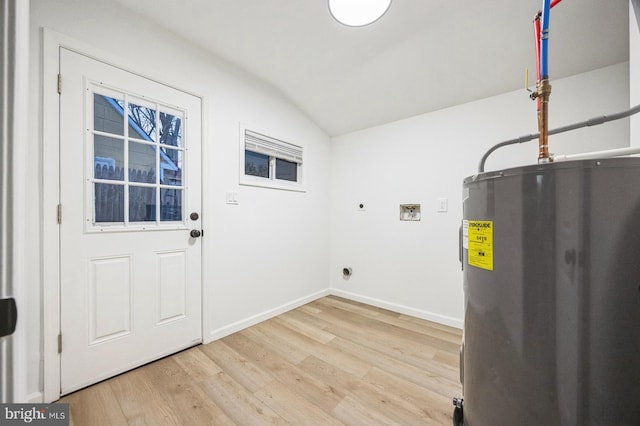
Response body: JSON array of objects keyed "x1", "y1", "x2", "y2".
[
  {"x1": 93, "y1": 94, "x2": 156, "y2": 174},
  {"x1": 94, "y1": 94, "x2": 126, "y2": 135},
  {"x1": 129, "y1": 141, "x2": 156, "y2": 172}
]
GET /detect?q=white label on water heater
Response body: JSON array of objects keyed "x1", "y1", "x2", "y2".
[{"x1": 462, "y1": 220, "x2": 469, "y2": 249}]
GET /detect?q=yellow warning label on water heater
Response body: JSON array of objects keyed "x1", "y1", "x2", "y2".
[{"x1": 468, "y1": 220, "x2": 493, "y2": 271}]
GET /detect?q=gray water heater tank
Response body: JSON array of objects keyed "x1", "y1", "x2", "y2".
[{"x1": 459, "y1": 158, "x2": 640, "y2": 425}]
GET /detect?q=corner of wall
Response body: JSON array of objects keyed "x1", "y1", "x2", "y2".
[{"x1": 206, "y1": 288, "x2": 331, "y2": 342}]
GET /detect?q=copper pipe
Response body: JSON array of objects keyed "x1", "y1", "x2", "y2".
[
  {"x1": 532, "y1": 0, "x2": 563, "y2": 163},
  {"x1": 533, "y1": 17, "x2": 541, "y2": 110},
  {"x1": 537, "y1": 79, "x2": 552, "y2": 162}
]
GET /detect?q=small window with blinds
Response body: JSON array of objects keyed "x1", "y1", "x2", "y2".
[{"x1": 240, "y1": 125, "x2": 304, "y2": 191}]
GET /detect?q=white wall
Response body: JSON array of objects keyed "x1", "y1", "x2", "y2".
[
  {"x1": 24, "y1": 0, "x2": 633, "y2": 403},
  {"x1": 329, "y1": 63, "x2": 630, "y2": 328},
  {"x1": 632, "y1": 0, "x2": 640, "y2": 146},
  {"x1": 28, "y1": 0, "x2": 330, "y2": 400}
]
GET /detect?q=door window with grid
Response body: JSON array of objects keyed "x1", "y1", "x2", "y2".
[{"x1": 88, "y1": 85, "x2": 187, "y2": 229}]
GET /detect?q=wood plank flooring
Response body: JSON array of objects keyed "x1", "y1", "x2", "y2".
[{"x1": 59, "y1": 296, "x2": 462, "y2": 425}]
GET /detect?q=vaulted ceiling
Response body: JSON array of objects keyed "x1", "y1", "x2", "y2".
[{"x1": 112, "y1": 0, "x2": 630, "y2": 136}]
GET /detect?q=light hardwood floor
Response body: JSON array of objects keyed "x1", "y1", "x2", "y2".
[{"x1": 59, "y1": 296, "x2": 462, "y2": 425}]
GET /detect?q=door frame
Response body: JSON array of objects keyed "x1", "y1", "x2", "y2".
[
  {"x1": 42, "y1": 29, "x2": 207, "y2": 402},
  {"x1": 2, "y1": 0, "x2": 29, "y2": 403}
]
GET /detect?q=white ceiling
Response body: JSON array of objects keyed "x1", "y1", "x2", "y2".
[{"x1": 112, "y1": 0, "x2": 629, "y2": 137}]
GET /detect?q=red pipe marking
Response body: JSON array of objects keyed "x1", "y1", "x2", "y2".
[{"x1": 534, "y1": 18, "x2": 541, "y2": 109}]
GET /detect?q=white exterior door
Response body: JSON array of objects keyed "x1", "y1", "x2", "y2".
[{"x1": 59, "y1": 48, "x2": 202, "y2": 394}]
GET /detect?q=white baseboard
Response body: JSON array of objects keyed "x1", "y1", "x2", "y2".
[
  {"x1": 330, "y1": 289, "x2": 463, "y2": 329},
  {"x1": 25, "y1": 392, "x2": 43, "y2": 404},
  {"x1": 205, "y1": 287, "x2": 461, "y2": 345},
  {"x1": 206, "y1": 288, "x2": 331, "y2": 343}
]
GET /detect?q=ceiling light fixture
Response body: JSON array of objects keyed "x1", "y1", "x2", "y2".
[{"x1": 328, "y1": 0, "x2": 392, "y2": 27}]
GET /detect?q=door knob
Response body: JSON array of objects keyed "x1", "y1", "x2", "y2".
[
  {"x1": 0, "y1": 298, "x2": 17, "y2": 338},
  {"x1": 190, "y1": 229, "x2": 202, "y2": 238}
]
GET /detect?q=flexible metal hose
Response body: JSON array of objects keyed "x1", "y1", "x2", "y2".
[{"x1": 478, "y1": 104, "x2": 640, "y2": 173}]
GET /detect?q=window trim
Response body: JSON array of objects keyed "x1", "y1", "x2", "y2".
[{"x1": 239, "y1": 123, "x2": 305, "y2": 192}]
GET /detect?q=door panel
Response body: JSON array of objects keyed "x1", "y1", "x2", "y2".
[
  {"x1": 59, "y1": 48, "x2": 202, "y2": 394},
  {"x1": 88, "y1": 256, "x2": 132, "y2": 344},
  {"x1": 156, "y1": 251, "x2": 187, "y2": 324}
]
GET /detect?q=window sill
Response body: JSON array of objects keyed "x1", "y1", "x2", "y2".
[
  {"x1": 85, "y1": 223, "x2": 188, "y2": 233},
  {"x1": 240, "y1": 176, "x2": 306, "y2": 193}
]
